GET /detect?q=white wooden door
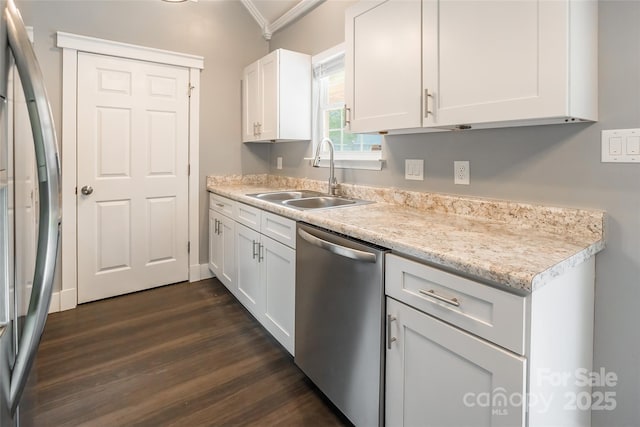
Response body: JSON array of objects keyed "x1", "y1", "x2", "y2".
[
  {"x1": 262, "y1": 236, "x2": 295, "y2": 354},
  {"x1": 242, "y1": 59, "x2": 260, "y2": 142},
  {"x1": 345, "y1": 0, "x2": 423, "y2": 132},
  {"x1": 386, "y1": 298, "x2": 526, "y2": 427},
  {"x1": 235, "y1": 223, "x2": 262, "y2": 320},
  {"x1": 77, "y1": 52, "x2": 189, "y2": 303},
  {"x1": 423, "y1": 0, "x2": 566, "y2": 127},
  {"x1": 258, "y1": 50, "x2": 278, "y2": 140}
]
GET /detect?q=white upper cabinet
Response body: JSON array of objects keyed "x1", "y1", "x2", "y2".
[
  {"x1": 345, "y1": 0, "x2": 597, "y2": 134},
  {"x1": 242, "y1": 49, "x2": 312, "y2": 142},
  {"x1": 345, "y1": 0, "x2": 423, "y2": 132}
]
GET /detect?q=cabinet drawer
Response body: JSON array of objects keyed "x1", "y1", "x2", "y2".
[
  {"x1": 386, "y1": 254, "x2": 526, "y2": 355},
  {"x1": 261, "y1": 212, "x2": 296, "y2": 249},
  {"x1": 235, "y1": 202, "x2": 262, "y2": 231},
  {"x1": 209, "y1": 193, "x2": 235, "y2": 217}
]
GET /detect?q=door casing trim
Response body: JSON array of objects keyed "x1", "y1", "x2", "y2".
[{"x1": 57, "y1": 32, "x2": 204, "y2": 311}]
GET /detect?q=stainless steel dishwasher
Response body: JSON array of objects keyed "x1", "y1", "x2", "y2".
[{"x1": 295, "y1": 223, "x2": 388, "y2": 427}]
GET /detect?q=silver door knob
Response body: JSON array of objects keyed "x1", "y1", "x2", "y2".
[{"x1": 80, "y1": 185, "x2": 93, "y2": 196}]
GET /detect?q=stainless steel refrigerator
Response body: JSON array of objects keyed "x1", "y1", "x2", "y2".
[{"x1": 0, "y1": 0, "x2": 60, "y2": 425}]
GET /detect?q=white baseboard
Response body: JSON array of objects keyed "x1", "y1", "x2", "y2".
[
  {"x1": 49, "y1": 291, "x2": 60, "y2": 313},
  {"x1": 60, "y1": 288, "x2": 77, "y2": 311},
  {"x1": 189, "y1": 264, "x2": 201, "y2": 282},
  {"x1": 200, "y1": 263, "x2": 214, "y2": 280}
]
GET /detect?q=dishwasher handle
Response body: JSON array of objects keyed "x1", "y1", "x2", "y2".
[{"x1": 298, "y1": 228, "x2": 377, "y2": 263}]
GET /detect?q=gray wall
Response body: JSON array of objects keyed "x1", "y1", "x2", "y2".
[
  {"x1": 19, "y1": 0, "x2": 270, "y2": 267},
  {"x1": 270, "y1": 1, "x2": 640, "y2": 426}
]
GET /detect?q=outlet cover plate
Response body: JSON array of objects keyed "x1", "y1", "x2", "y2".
[
  {"x1": 454, "y1": 161, "x2": 470, "y2": 185},
  {"x1": 602, "y1": 129, "x2": 640, "y2": 163},
  {"x1": 405, "y1": 159, "x2": 424, "y2": 181}
]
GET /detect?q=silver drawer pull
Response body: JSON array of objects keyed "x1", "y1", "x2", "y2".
[
  {"x1": 215, "y1": 203, "x2": 225, "y2": 208},
  {"x1": 387, "y1": 314, "x2": 397, "y2": 350},
  {"x1": 419, "y1": 289, "x2": 460, "y2": 307}
]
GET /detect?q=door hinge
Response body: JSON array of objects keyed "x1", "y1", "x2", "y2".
[
  {"x1": 188, "y1": 164, "x2": 190, "y2": 176},
  {"x1": 188, "y1": 241, "x2": 191, "y2": 254},
  {"x1": 74, "y1": 186, "x2": 77, "y2": 195},
  {"x1": 188, "y1": 84, "x2": 195, "y2": 98}
]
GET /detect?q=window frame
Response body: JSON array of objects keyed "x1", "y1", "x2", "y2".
[{"x1": 311, "y1": 43, "x2": 384, "y2": 171}]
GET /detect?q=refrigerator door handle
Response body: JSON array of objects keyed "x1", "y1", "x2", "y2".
[{"x1": 5, "y1": 0, "x2": 61, "y2": 414}]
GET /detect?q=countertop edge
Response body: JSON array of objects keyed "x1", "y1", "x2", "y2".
[{"x1": 207, "y1": 185, "x2": 605, "y2": 294}]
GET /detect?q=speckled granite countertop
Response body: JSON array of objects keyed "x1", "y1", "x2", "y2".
[{"x1": 207, "y1": 174, "x2": 605, "y2": 293}]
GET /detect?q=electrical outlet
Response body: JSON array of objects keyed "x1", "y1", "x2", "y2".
[
  {"x1": 276, "y1": 156, "x2": 283, "y2": 170},
  {"x1": 454, "y1": 161, "x2": 469, "y2": 185}
]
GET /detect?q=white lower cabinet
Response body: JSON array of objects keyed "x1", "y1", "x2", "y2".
[
  {"x1": 260, "y1": 235, "x2": 295, "y2": 353},
  {"x1": 236, "y1": 222, "x2": 296, "y2": 354},
  {"x1": 386, "y1": 297, "x2": 526, "y2": 427},
  {"x1": 208, "y1": 194, "x2": 297, "y2": 354},
  {"x1": 385, "y1": 253, "x2": 596, "y2": 427},
  {"x1": 210, "y1": 199, "x2": 297, "y2": 355},
  {"x1": 236, "y1": 223, "x2": 262, "y2": 317},
  {"x1": 208, "y1": 203, "x2": 235, "y2": 294}
]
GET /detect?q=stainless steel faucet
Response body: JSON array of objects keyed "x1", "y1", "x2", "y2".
[{"x1": 312, "y1": 137, "x2": 337, "y2": 195}]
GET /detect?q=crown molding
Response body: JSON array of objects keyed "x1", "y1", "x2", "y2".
[{"x1": 241, "y1": 0, "x2": 325, "y2": 41}]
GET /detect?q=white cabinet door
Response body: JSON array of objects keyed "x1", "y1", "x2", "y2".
[
  {"x1": 261, "y1": 236, "x2": 295, "y2": 355},
  {"x1": 242, "y1": 60, "x2": 260, "y2": 142},
  {"x1": 424, "y1": 0, "x2": 568, "y2": 127},
  {"x1": 208, "y1": 211, "x2": 235, "y2": 293},
  {"x1": 219, "y1": 213, "x2": 236, "y2": 291},
  {"x1": 259, "y1": 51, "x2": 278, "y2": 141},
  {"x1": 345, "y1": 0, "x2": 423, "y2": 133},
  {"x1": 346, "y1": 0, "x2": 596, "y2": 133},
  {"x1": 241, "y1": 49, "x2": 311, "y2": 142},
  {"x1": 235, "y1": 223, "x2": 263, "y2": 321},
  {"x1": 386, "y1": 298, "x2": 526, "y2": 427},
  {"x1": 208, "y1": 210, "x2": 221, "y2": 276}
]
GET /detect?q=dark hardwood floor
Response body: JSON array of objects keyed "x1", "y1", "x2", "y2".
[{"x1": 20, "y1": 279, "x2": 351, "y2": 427}]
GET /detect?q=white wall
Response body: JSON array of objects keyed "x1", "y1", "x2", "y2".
[
  {"x1": 269, "y1": 1, "x2": 640, "y2": 426},
  {"x1": 18, "y1": 0, "x2": 270, "y2": 267}
]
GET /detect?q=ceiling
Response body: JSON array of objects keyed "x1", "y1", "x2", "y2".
[
  {"x1": 251, "y1": 0, "x2": 300, "y2": 23},
  {"x1": 241, "y1": 0, "x2": 325, "y2": 40}
]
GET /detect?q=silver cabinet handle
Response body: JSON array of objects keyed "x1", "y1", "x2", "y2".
[
  {"x1": 344, "y1": 105, "x2": 351, "y2": 126},
  {"x1": 387, "y1": 314, "x2": 397, "y2": 350},
  {"x1": 80, "y1": 185, "x2": 93, "y2": 196},
  {"x1": 6, "y1": 0, "x2": 61, "y2": 414},
  {"x1": 215, "y1": 203, "x2": 224, "y2": 208},
  {"x1": 424, "y1": 88, "x2": 433, "y2": 117},
  {"x1": 252, "y1": 240, "x2": 258, "y2": 259},
  {"x1": 419, "y1": 289, "x2": 460, "y2": 307},
  {"x1": 258, "y1": 243, "x2": 264, "y2": 262},
  {"x1": 298, "y1": 228, "x2": 377, "y2": 263},
  {"x1": 213, "y1": 218, "x2": 219, "y2": 235},
  {"x1": 253, "y1": 122, "x2": 257, "y2": 136}
]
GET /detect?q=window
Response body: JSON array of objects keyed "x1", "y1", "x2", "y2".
[{"x1": 312, "y1": 44, "x2": 383, "y2": 170}]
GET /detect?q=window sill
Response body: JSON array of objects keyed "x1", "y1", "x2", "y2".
[{"x1": 313, "y1": 158, "x2": 385, "y2": 171}]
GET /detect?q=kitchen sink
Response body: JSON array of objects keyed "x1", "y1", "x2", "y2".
[
  {"x1": 283, "y1": 196, "x2": 365, "y2": 210},
  {"x1": 246, "y1": 190, "x2": 372, "y2": 210},
  {"x1": 249, "y1": 190, "x2": 325, "y2": 202}
]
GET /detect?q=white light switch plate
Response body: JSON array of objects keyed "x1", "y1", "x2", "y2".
[
  {"x1": 602, "y1": 129, "x2": 640, "y2": 163},
  {"x1": 405, "y1": 159, "x2": 424, "y2": 181}
]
